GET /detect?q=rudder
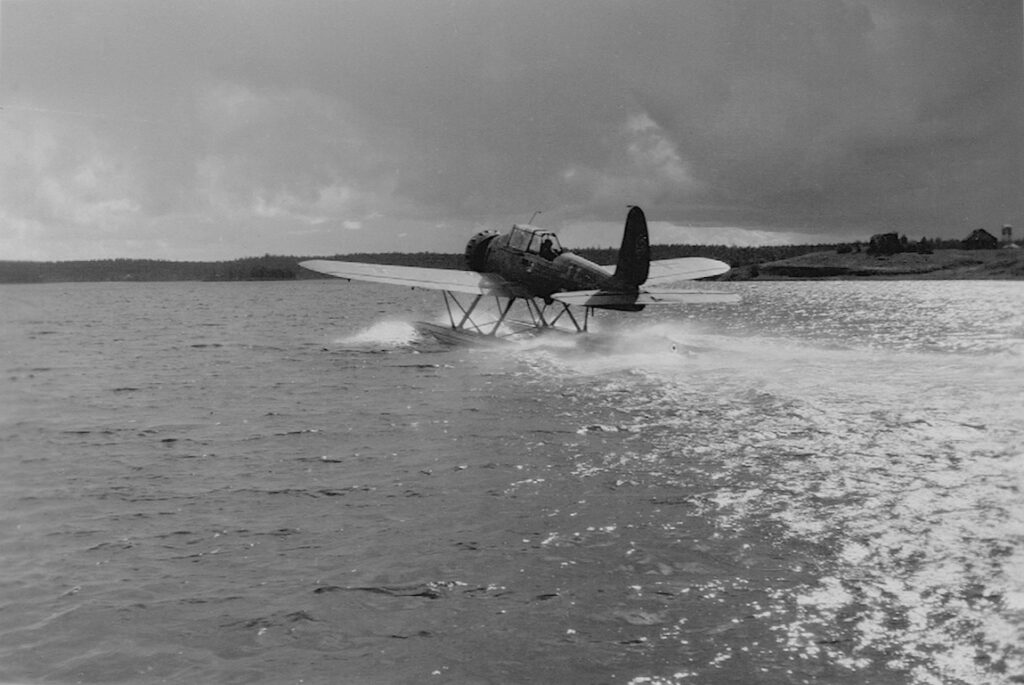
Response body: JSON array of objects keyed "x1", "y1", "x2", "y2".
[{"x1": 614, "y1": 206, "x2": 650, "y2": 287}]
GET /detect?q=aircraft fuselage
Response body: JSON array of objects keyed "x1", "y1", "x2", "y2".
[{"x1": 467, "y1": 224, "x2": 619, "y2": 301}]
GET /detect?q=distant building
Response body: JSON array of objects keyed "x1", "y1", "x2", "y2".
[
  {"x1": 1002, "y1": 225, "x2": 1016, "y2": 248},
  {"x1": 867, "y1": 232, "x2": 906, "y2": 255},
  {"x1": 962, "y1": 228, "x2": 998, "y2": 250}
]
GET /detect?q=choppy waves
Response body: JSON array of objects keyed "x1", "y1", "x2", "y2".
[
  {"x1": 3, "y1": 280, "x2": 1022, "y2": 684},
  {"x1": 515, "y1": 318, "x2": 1024, "y2": 684}
]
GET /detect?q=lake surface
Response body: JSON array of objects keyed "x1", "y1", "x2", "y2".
[{"x1": 2, "y1": 279, "x2": 1022, "y2": 684}]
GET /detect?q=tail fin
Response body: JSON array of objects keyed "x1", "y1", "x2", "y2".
[{"x1": 613, "y1": 206, "x2": 650, "y2": 287}]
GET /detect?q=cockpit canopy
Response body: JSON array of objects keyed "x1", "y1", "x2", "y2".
[{"x1": 509, "y1": 225, "x2": 563, "y2": 258}]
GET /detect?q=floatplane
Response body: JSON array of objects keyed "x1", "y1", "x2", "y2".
[{"x1": 300, "y1": 206, "x2": 739, "y2": 344}]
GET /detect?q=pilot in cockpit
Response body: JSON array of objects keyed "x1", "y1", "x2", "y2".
[{"x1": 540, "y1": 236, "x2": 558, "y2": 260}]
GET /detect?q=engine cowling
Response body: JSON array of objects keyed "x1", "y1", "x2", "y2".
[{"x1": 464, "y1": 230, "x2": 498, "y2": 272}]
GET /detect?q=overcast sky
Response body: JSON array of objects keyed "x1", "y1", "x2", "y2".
[{"x1": 1, "y1": 0, "x2": 1021, "y2": 260}]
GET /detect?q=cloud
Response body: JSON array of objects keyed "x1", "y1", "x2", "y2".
[
  {"x1": 1, "y1": 0, "x2": 1019, "y2": 259},
  {"x1": 561, "y1": 113, "x2": 703, "y2": 211},
  {"x1": 0, "y1": 109, "x2": 146, "y2": 258},
  {"x1": 610, "y1": 0, "x2": 1021, "y2": 230},
  {"x1": 186, "y1": 81, "x2": 415, "y2": 241}
]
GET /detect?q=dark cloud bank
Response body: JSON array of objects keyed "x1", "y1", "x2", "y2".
[{"x1": 2, "y1": 0, "x2": 1021, "y2": 259}]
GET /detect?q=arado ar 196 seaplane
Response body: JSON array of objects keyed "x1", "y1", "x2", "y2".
[{"x1": 300, "y1": 206, "x2": 738, "y2": 344}]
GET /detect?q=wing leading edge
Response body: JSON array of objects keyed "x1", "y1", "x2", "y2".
[{"x1": 299, "y1": 260, "x2": 512, "y2": 296}]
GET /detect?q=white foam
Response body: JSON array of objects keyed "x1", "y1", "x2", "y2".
[{"x1": 334, "y1": 319, "x2": 422, "y2": 348}]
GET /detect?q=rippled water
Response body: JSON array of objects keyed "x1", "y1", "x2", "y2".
[{"x1": 1, "y1": 280, "x2": 1022, "y2": 684}]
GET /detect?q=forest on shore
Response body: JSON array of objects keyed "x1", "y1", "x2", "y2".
[
  {"x1": 0, "y1": 243, "x2": 833, "y2": 283},
  {"x1": 2, "y1": 237, "x2": 1017, "y2": 283}
]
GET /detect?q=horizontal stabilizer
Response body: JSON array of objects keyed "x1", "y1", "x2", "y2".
[
  {"x1": 553, "y1": 289, "x2": 740, "y2": 307},
  {"x1": 645, "y1": 257, "x2": 731, "y2": 283},
  {"x1": 598, "y1": 257, "x2": 731, "y2": 282}
]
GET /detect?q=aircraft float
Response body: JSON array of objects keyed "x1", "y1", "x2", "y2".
[{"x1": 300, "y1": 206, "x2": 739, "y2": 344}]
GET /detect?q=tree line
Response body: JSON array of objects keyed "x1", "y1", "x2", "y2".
[
  {"x1": 0, "y1": 239, "x2": 985, "y2": 284},
  {"x1": 0, "y1": 255, "x2": 304, "y2": 284},
  {"x1": 0, "y1": 244, "x2": 832, "y2": 283}
]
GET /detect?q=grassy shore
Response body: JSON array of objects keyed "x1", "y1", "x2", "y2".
[{"x1": 724, "y1": 248, "x2": 1024, "y2": 280}]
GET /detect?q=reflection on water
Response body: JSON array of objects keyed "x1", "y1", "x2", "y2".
[
  {"x1": 1, "y1": 280, "x2": 1021, "y2": 684},
  {"x1": 534, "y1": 332, "x2": 1023, "y2": 684}
]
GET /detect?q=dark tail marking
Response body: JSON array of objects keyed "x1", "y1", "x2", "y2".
[{"x1": 613, "y1": 206, "x2": 650, "y2": 288}]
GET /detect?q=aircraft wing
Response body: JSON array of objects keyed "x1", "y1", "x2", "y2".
[
  {"x1": 645, "y1": 257, "x2": 731, "y2": 283},
  {"x1": 299, "y1": 259, "x2": 512, "y2": 296},
  {"x1": 594, "y1": 256, "x2": 731, "y2": 283},
  {"x1": 552, "y1": 288, "x2": 741, "y2": 307}
]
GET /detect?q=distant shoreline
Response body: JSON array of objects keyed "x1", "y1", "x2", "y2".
[
  {"x1": 2, "y1": 246, "x2": 1022, "y2": 283},
  {"x1": 722, "y1": 247, "x2": 1024, "y2": 281}
]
